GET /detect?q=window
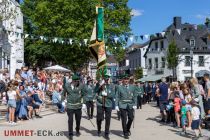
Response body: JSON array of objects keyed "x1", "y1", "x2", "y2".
[
  {"x1": 161, "y1": 41, "x2": 164, "y2": 50},
  {"x1": 133, "y1": 60, "x2": 135, "y2": 68},
  {"x1": 185, "y1": 56, "x2": 191, "y2": 66},
  {"x1": 139, "y1": 57, "x2": 141, "y2": 66},
  {"x1": 190, "y1": 39, "x2": 195, "y2": 46},
  {"x1": 185, "y1": 77, "x2": 191, "y2": 81},
  {"x1": 198, "y1": 56, "x2": 204, "y2": 67},
  {"x1": 148, "y1": 59, "x2": 152, "y2": 69},
  {"x1": 155, "y1": 58, "x2": 158, "y2": 68},
  {"x1": 136, "y1": 59, "x2": 137, "y2": 68},
  {"x1": 155, "y1": 42, "x2": 158, "y2": 50},
  {"x1": 161, "y1": 57, "x2": 165, "y2": 68}
]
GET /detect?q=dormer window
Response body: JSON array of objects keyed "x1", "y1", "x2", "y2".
[
  {"x1": 190, "y1": 39, "x2": 195, "y2": 46},
  {"x1": 155, "y1": 42, "x2": 158, "y2": 51}
]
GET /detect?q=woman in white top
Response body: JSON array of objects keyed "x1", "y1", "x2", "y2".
[
  {"x1": 181, "y1": 83, "x2": 192, "y2": 128},
  {"x1": 190, "y1": 78, "x2": 205, "y2": 119},
  {"x1": 7, "y1": 83, "x2": 17, "y2": 125}
]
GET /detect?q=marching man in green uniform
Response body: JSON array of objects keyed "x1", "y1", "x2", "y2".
[
  {"x1": 135, "y1": 81, "x2": 144, "y2": 109},
  {"x1": 115, "y1": 77, "x2": 123, "y2": 120},
  {"x1": 61, "y1": 74, "x2": 87, "y2": 140},
  {"x1": 85, "y1": 77, "x2": 96, "y2": 120},
  {"x1": 95, "y1": 73, "x2": 115, "y2": 140},
  {"x1": 115, "y1": 76, "x2": 137, "y2": 139}
]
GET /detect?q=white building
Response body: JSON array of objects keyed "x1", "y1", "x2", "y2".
[
  {"x1": 88, "y1": 55, "x2": 118, "y2": 80},
  {"x1": 0, "y1": 0, "x2": 24, "y2": 79},
  {"x1": 119, "y1": 42, "x2": 149, "y2": 76},
  {"x1": 143, "y1": 17, "x2": 210, "y2": 82}
]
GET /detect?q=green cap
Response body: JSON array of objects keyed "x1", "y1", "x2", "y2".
[
  {"x1": 122, "y1": 74, "x2": 129, "y2": 79},
  {"x1": 104, "y1": 73, "x2": 111, "y2": 79},
  {"x1": 72, "y1": 74, "x2": 80, "y2": 81}
]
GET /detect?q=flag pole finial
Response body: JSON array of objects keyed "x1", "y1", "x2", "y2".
[{"x1": 99, "y1": 0, "x2": 103, "y2": 6}]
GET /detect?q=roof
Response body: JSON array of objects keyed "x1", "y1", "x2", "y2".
[
  {"x1": 90, "y1": 55, "x2": 117, "y2": 64},
  {"x1": 127, "y1": 41, "x2": 149, "y2": 53},
  {"x1": 144, "y1": 17, "x2": 210, "y2": 57}
]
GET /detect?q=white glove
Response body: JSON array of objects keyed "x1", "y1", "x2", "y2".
[
  {"x1": 102, "y1": 91, "x2": 107, "y2": 96},
  {"x1": 62, "y1": 101, "x2": 66, "y2": 107},
  {"x1": 133, "y1": 106, "x2": 137, "y2": 110},
  {"x1": 115, "y1": 106, "x2": 119, "y2": 111},
  {"x1": 82, "y1": 104, "x2": 87, "y2": 110},
  {"x1": 100, "y1": 80, "x2": 105, "y2": 86}
]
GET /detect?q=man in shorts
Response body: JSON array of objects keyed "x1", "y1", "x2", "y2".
[{"x1": 156, "y1": 77, "x2": 168, "y2": 122}]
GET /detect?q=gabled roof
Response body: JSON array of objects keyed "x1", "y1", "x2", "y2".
[
  {"x1": 127, "y1": 41, "x2": 149, "y2": 53},
  {"x1": 144, "y1": 17, "x2": 210, "y2": 57},
  {"x1": 90, "y1": 55, "x2": 117, "y2": 64}
]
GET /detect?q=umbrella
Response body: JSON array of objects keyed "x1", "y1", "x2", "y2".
[{"x1": 44, "y1": 65, "x2": 71, "y2": 72}]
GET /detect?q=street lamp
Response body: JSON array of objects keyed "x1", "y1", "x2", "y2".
[{"x1": 190, "y1": 50, "x2": 193, "y2": 78}]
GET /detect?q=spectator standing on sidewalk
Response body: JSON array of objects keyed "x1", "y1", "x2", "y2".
[
  {"x1": 204, "y1": 74, "x2": 210, "y2": 116},
  {"x1": 7, "y1": 83, "x2": 17, "y2": 125},
  {"x1": 156, "y1": 77, "x2": 169, "y2": 123}
]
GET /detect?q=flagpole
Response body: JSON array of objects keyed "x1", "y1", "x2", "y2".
[{"x1": 99, "y1": 0, "x2": 103, "y2": 6}]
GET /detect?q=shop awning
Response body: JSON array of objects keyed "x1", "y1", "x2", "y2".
[
  {"x1": 137, "y1": 74, "x2": 170, "y2": 82},
  {"x1": 195, "y1": 70, "x2": 210, "y2": 77}
]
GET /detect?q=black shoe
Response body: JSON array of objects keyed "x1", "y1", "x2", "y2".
[
  {"x1": 104, "y1": 134, "x2": 110, "y2": 140},
  {"x1": 128, "y1": 131, "x2": 131, "y2": 136},
  {"x1": 35, "y1": 115, "x2": 42, "y2": 118},
  {"x1": 69, "y1": 136, "x2": 73, "y2": 140},
  {"x1": 90, "y1": 116, "x2": 93, "y2": 119},
  {"x1": 97, "y1": 131, "x2": 101, "y2": 137},
  {"x1": 76, "y1": 131, "x2": 81, "y2": 137},
  {"x1": 159, "y1": 119, "x2": 165, "y2": 123},
  {"x1": 124, "y1": 135, "x2": 129, "y2": 139}
]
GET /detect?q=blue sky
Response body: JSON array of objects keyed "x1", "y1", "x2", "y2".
[{"x1": 128, "y1": 0, "x2": 210, "y2": 37}]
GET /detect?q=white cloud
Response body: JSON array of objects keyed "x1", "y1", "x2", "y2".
[
  {"x1": 130, "y1": 9, "x2": 144, "y2": 17},
  {"x1": 195, "y1": 14, "x2": 210, "y2": 19}
]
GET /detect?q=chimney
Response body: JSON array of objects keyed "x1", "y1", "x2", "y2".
[{"x1": 173, "y1": 17, "x2": 182, "y2": 29}]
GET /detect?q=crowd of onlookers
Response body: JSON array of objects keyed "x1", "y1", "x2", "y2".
[
  {"x1": 0, "y1": 67, "x2": 72, "y2": 125},
  {"x1": 0, "y1": 67, "x2": 210, "y2": 139},
  {"x1": 146, "y1": 75, "x2": 210, "y2": 139}
]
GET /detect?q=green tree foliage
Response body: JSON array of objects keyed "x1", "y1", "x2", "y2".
[
  {"x1": 134, "y1": 67, "x2": 143, "y2": 80},
  {"x1": 166, "y1": 41, "x2": 179, "y2": 80},
  {"x1": 21, "y1": 0, "x2": 131, "y2": 70}
]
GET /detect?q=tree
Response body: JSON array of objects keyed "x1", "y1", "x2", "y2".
[
  {"x1": 166, "y1": 41, "x2": 179, "y2": 81},
  {"x1": 21, "y1": 0, "x2": 131, "y2": 71},
  {"x1": 134, "y1": 67, "x2": 143, "y2": 80}
]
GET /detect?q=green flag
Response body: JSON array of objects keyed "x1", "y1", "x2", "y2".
[{"x1": 89, "y1": 6, "x2": 107, "y2": 77}]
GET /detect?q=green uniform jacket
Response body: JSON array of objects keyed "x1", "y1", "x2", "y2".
[
  {"x1": 85, "y1": 84, "x2": 96, "y2": 102},
  {"x1": 135, "y1": 86, "x2": 144, "y2": 97},
  {"x1": 61, "y1": 83, "x2": 87, "y2": 110},
  {"x1": 116, "y1": 84, "x2": 137, "y2": 109},
  {"x1": 95, "y1": 83, "x2": 115, "y2": 108}
]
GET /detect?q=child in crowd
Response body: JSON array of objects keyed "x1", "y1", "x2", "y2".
[
  {"x1": 191, "y1": 99, "x2": 201, "y2": 139},
  {"x1": 181, "y1": 100, "x2": 187, "y2": 135},
  {"x1": 174, "y1": 91, "x2": 181, "y2": 128},
  {"x1": 7, "y1": 83, "x2": 17, "y2": 125}
]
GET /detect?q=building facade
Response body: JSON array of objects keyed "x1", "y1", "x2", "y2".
[
  {"x1": 88, "y1": 55, "x2": 118, "y2": 80},
  {"x1": 0, "y1": 0, "x2": 24, "y2": 79},
  {"x1": 144, "y1": 17, "x2": 210, "y2": 81},
  {"x1": 119, "y1": 42, "x2": 148, "y2": 76}
]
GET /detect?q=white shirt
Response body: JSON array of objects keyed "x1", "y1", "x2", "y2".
[
  {"x1": 191, "y1": 106, "x2": 200, "y2": 120},
  {"x1": 7, "y1": 90, "x2": 16, "y2": 100}
]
